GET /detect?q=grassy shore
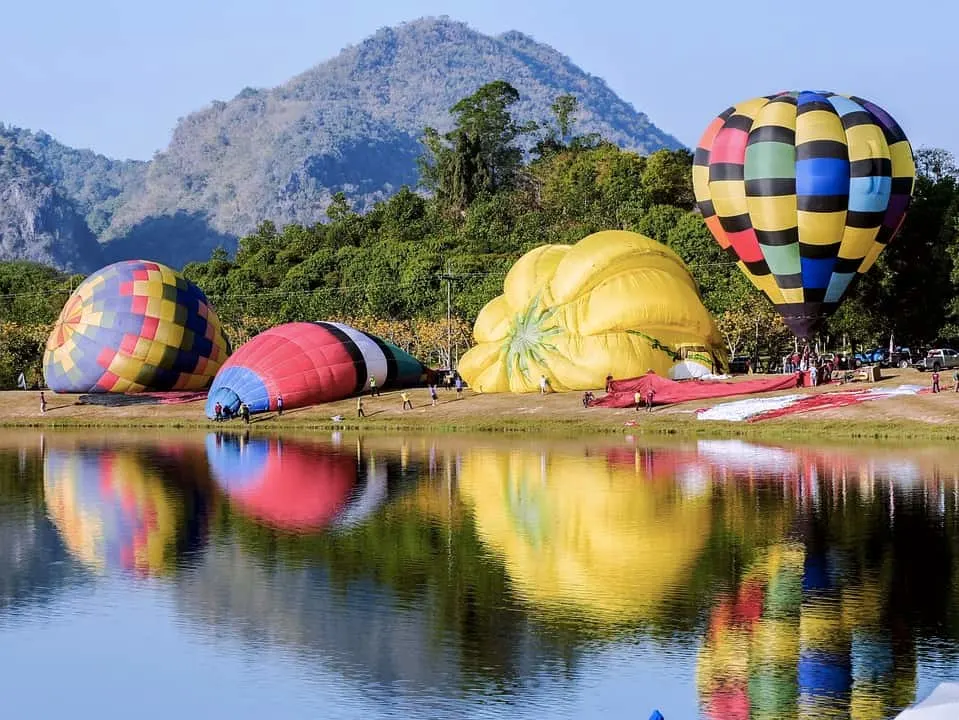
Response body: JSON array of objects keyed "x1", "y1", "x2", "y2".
[{"x1": 3, "y1": 369, "x2": 956, "y2": 440}]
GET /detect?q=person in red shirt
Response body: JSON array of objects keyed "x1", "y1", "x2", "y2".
[{"x1": 932, "y1": 370, "x2": 941, "y2": 393}]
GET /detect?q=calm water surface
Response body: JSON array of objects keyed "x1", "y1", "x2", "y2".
[{"x1": 2, "y1": 430, "x2": 959, "y2": 719}]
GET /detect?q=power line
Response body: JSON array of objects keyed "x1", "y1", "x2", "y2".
[
  {"x1": 0, "y1": 258, "x2": 744, "y2": 303},
  {"x1": 0, "y1": 272, "x2": 506, "y2": 303}
]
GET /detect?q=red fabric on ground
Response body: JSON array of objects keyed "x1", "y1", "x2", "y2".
[
  {"x1": 591, "y1": 372, "x2": 803, "y2": 408},
  {"x1": 746, "y1": 386, "x2": 931, "y2": 423}
]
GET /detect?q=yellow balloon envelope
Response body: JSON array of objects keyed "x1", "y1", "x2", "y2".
[{"x1": 457, "y1": 230, "x2": 728, "y2": 392}]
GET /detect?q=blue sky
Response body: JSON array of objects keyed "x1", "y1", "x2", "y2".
[{"x1": 1, "y1": 0, "x2": 953, "y2": 161}]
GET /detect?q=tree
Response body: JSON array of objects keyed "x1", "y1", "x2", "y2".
[
  {"x1": 915, "y1": 148, "x2": 958, "y2": 183},
  {"x1": 326, "y1": 192, "x2": 353, "y2": 222},
  {"x1": 640, "y1": 149, "x2": 696, "y2": 209},
  {"x1": 418, "y1": 81, "x2": 536, "y2": 211},
  {"x1": 551, "y1": 94, "x2": 579, "y2": 143}
]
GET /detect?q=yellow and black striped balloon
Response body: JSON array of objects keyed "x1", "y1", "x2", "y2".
[{"x1": 693, "y1": 91, "x2": 915, "y2": 337}]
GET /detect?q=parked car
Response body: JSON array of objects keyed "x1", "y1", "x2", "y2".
[
  {"x1": 889, "y1": 347, "x2": 921, "y2": 369},
  {"x1": 916, "y1": 348, "x2": 959, "y2": 372}
]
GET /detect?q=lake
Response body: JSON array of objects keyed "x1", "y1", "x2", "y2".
[{"x1": 1, "y1": 429, "x2": 958, "y2": 719}]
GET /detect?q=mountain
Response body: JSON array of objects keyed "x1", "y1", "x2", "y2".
[
  {"x1": 3, "y1": 126, "x2": 148, "y2": 236},
  {"x1": 1, "y1": 16, "x2": 683, "y2": 270},
  {"x1": 0, "y1": 133, "x2": 104, "y2": 273}
]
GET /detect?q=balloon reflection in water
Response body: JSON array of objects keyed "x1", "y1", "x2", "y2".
[
  {"x1": 692, "y1": 439, "x2": 943, "y2": 720},
  {"x1": 458, "y1": 448, "x2": 713, "y2": 626},
  {"x1": 697, "y1": 542, "x2": 917, "y2": 720},
  {"x1": 43, "y1": 447, "x2": 205, "y2": 577},
  {"x1": 205, "y1": 434, "x2": 394, "y2": 532}
]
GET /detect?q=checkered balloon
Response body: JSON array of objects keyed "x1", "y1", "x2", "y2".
[
  {"x1": 43, "y1": 260, "x2": 231, "y2": 393},
  {"x1": 693, "y1": 91, "x2": 915, "y2": 338}
]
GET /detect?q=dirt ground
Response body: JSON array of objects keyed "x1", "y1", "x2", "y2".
[{"x1": 1, "y1": 368, "x2": 955, "y2": 438}]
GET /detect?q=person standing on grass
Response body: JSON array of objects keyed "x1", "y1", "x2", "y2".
[
  {"x1": 276, "y1": 394, "x2": 283, "y2": 416},
  {"x1": 401, "y1": 391, "x2": 413, "y2": 410},
  {"x1": 369, "y1": 376, "x2": 379, "y2": 397},
  {"x1": 634, "y1": 390, "x2": 642, "y2": 411},
  {"x1": 214, "y1": 402, "x2": 223, "y2": 421},
  {"x1": 357, "y1": 396, "x2": 365, "y2": 418},
  {"x1": 455, "y1": 376, "x2": 463, "y2": 398},
  {"x1": 952, "y1": 368, "x2": 959, "y2": 392},
  {"x1": 40, "y1": 391, "x2": 46, "y2": 416},
  {"x1": 240, "y1": 402, "x2": 251, "y2": 424},
  {"x1": 932, "y1": 369, "x2": 941, "y2": 393},
  {"x1": 430, "y1": 385, "x2": 438, "y2": 407},
  {"x1": 645, "y1": 386, "x2": 656, "y2": 412}
]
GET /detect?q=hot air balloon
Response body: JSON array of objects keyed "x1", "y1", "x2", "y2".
[
  {"x1": 205, "y1": 322, "x2": 426, "y2": 417},
  {"x1": 693, "y1": 91, "x2": 915, "y2": 337},
  {"x1": 205, "y1": 434, "x2": 358, "y2": 531},
  {"x1": 43, "y1": 260, "x2": 231, "y2": 393},
  {"x1": 457, "y1": 230, "x2": 728, "y2": 392}
]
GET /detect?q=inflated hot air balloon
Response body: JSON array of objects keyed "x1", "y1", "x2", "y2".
[
  {"x1": 693, "y1": 91, "x2": 915, "y2": 337},
  {"x1": 43, "y1": 448, "x2": 194, "y2": 577},
  {"x1": 457, "y1": 230, "x2": 728, "y2": 393},
  {"x1": 43, "y1": 260, "x2": 230, "y2": 393},
  {"x1": 205, "y1": 434, "x2": 357, "y2": 531},
  {"x1": 205, "y1": 322, "x2": 425, "y2": 417}
]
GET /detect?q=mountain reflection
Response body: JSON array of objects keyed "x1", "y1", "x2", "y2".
[{"x1": 3, "y1": 432, "x2": 959, "y2": 716}]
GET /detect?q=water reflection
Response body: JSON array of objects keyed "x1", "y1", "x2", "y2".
[
  {"x1": 1, "y1": 432, "x2": 959, "y2": 717},
  {"x1": 42, "y1": 437, "x2": 209, "y2": 578},
  {"x1": 205, "y1": 433, "x2": 413, "y2": 531},
  {"x1": 0, "y1": 439, "x2": 86, "y2": 615},
  {"x1": 459, "y1": 448, "x2": 713, "y2": 627}
]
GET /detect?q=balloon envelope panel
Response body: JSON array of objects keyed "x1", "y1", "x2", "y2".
[
  {"x1": 43, "y1": 260, "x2": 230, "y2": 393},
  {"x1": 693, "y1": 91, "x2": 915, "y2": 337},
  {"x1": 204, "y1": 321, "x2": 426, "y2": 417}
]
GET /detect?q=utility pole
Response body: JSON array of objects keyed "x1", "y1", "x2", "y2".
[{"x1": 439, "y1": 263, "x2": 454, "y2": 370}]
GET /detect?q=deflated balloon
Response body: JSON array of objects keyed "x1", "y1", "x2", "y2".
[
  {"x1": 43, "y1": 260, "x2": 230, "y2": 392},
  {"x1": 457, "y1": 230, "x2": 727, "y2": 393},
  {"x1": 693, "y1": 91, "x2": 915, "y2": 337},
  {"x1": 205, "y1": 321, "x2": 426, "y2": 417}
]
